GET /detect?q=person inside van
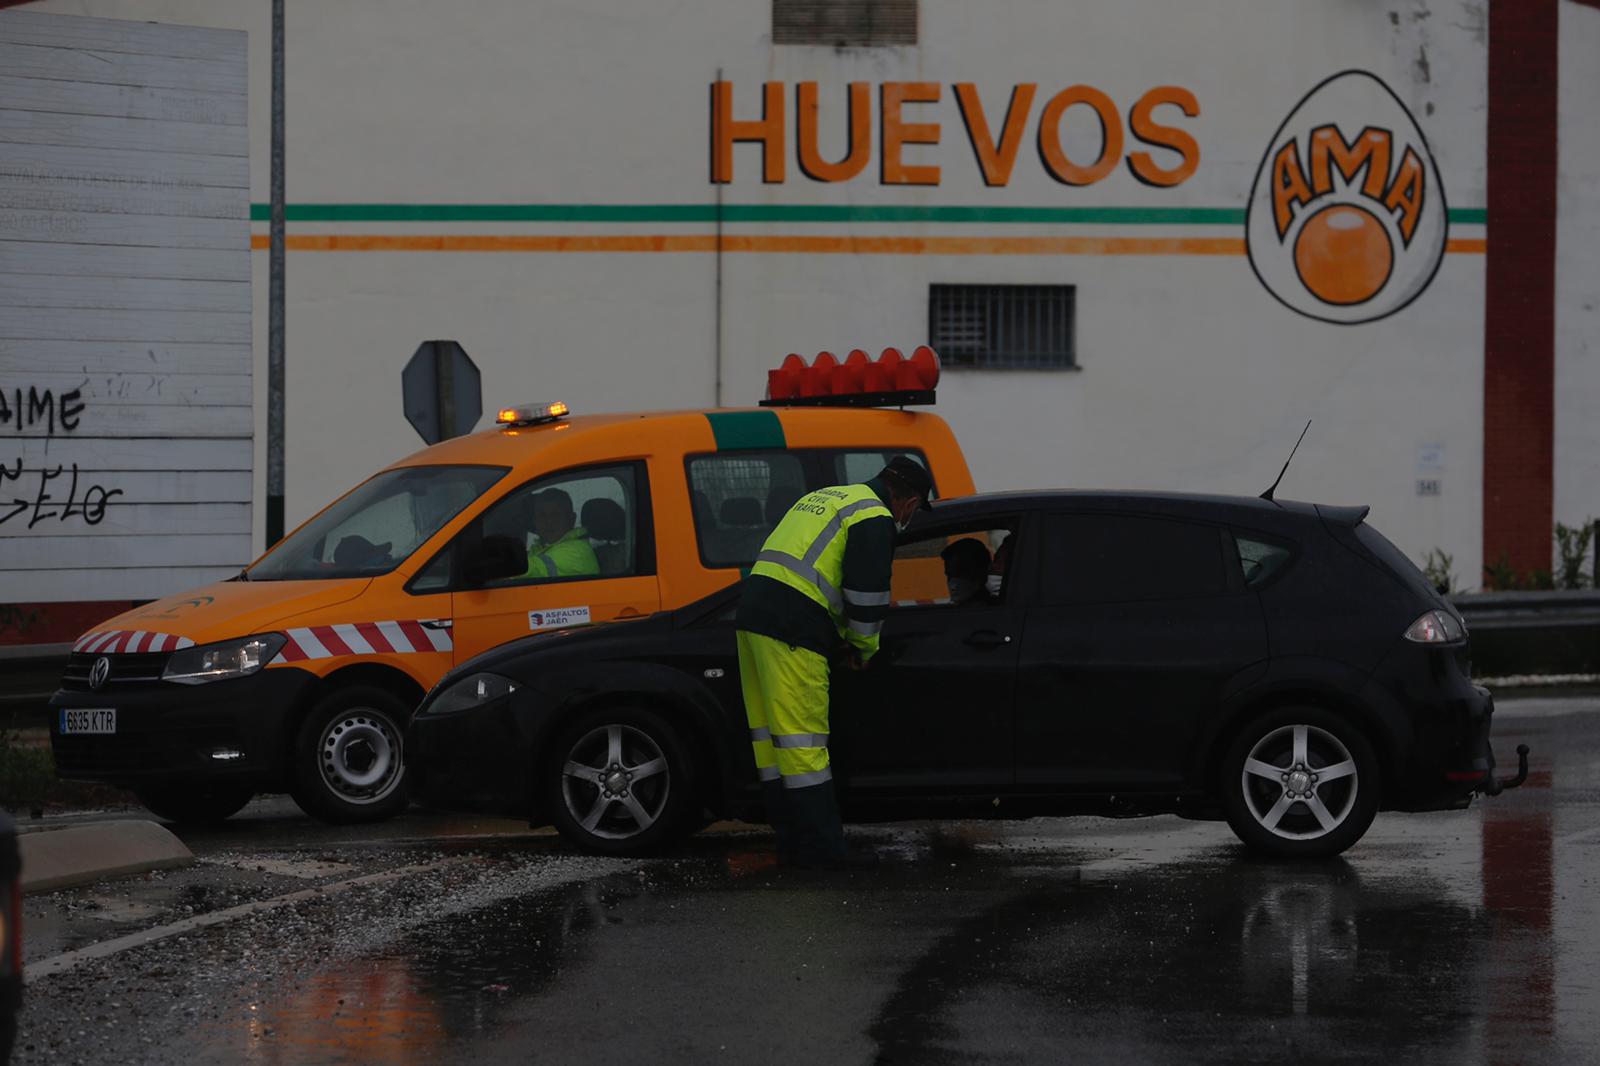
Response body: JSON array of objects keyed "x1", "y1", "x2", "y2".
[
  {"x1": 526, "y1": 488, "x2": 600, "y2": 579},
  {"x1": 941, "y1": 538, "x2": 993, "y2": 605}
]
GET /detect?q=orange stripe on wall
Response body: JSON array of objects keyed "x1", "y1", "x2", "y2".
[{"x1": 248, "y1": 233, "x2": 1487, "y2": 256}]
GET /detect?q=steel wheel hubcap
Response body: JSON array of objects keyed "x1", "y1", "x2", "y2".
[
  {"x1": 1241, "y1": 724, "x2": 1359, "y2": 840},
  {"x1": 320, "y1": 712, "x2": 402, "y2": 803},
  {"x1": 560, "y1": 724, "x2": 671, "y2": 840}
]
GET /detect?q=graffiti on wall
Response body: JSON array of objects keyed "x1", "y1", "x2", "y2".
[
  {"x1": 1246, "y1": 70, "x2": 1449, "y2": 324},
  {"x1": 0, "y1": 385, "x2": 125, "y2": 528}
]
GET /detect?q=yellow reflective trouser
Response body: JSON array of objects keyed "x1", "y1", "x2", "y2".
[{"x1": 736, "y1": 630, "x2": 832, "y2": 789}]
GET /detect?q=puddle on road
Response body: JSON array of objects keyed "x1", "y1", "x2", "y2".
[{"x1": 182, "y1": 797, "x2": 1594, "y2": 1064}]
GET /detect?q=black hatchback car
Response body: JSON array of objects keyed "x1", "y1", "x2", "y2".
[{"x1": 410, "y1": 491, "x2": 1524, "y2": 859}]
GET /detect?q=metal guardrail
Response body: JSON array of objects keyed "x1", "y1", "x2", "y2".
[{"x1": 1451, "y1": 590, "x2": 1600, "y2": 628}]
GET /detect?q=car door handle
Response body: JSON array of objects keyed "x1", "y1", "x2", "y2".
[
  {"x1": 963, "y1": 630, "x2": 1012, "y2": 648},
  {"x1": 420, "y1": 618, "x2": 453, "y2": 630}
]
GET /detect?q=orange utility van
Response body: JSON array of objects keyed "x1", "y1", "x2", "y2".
[{"x1": 50, "y1": 349, "x2": 974, "y2": 825}]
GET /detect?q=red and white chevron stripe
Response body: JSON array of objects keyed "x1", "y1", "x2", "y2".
[
  {"x1": 273, "y1": 620, "x2": 453, "y2": 663},
  {"x1": 74, "y1": 630, "x2": 196, "y2": 654}
]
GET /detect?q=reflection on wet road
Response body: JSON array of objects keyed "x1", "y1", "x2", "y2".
[{"x1": 20, "y1": 698, "x2": 1598, "y2": 1065}]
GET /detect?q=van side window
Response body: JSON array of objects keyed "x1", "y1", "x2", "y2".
[
  {"x1": 687, "y1": 452, "x2": 806, "y2": 569},
  {"x1": 473, "y1": 464, "x2": 645, "y2": 586},
  {"x1": 832, "y1": 449, "x2": 934, "y2": 498},
  {"x1": 412, "y1": 460, "x2": 649, "y2": 589},
  {"x1": 1235, "y1": 533, "x2": 1294, "y2": 588}
]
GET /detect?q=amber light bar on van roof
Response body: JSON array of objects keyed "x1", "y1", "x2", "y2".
[
  {"x1": 496, "y1": 400, "x2": 570, "y2": 427},
  {"x1": 760, "y1": 346, "x2": 941, "y2": 409}
]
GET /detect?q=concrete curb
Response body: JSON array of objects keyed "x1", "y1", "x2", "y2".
[{"x1": 19, "y1": 819, "x2": 193, "y2": 894}]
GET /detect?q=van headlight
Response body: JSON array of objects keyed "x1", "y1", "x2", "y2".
[
  {"x1": 162, "y1": 634, "x2": 287, "y2": 685},
  {"x1": 426, "y1": 672, "x2": 520, "y2": 716}
]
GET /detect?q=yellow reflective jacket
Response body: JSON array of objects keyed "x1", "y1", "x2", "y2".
[
  {"x1": 741, "y1": 479, "x2": 895, "y2": 659},
  {"x1": 526, "y1": 526, "x2": 599, "y2": 579}
]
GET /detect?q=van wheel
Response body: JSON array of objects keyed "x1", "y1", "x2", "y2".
[
  {"x1": 546, "y1": 705, "x2": 697, "y2": 856},
  {"x1": 1221, "y1": 707, "x2": 1379, "y2": 859},
  {"x1": 290, "y1": 685, "x2": 411, "y2": 824},
  {"x1": 134, "y1": 784, "x2": 255, "y2": 825}
]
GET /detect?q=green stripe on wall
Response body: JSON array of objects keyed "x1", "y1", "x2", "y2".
[
  {"x1": 248, "y1": 203, "x2": 1490, "y2": 226},
  {"x1": 705, "y1": 411, "x2": 786, "y2": 451}
]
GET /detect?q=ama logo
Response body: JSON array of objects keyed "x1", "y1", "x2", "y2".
[{"x1": 1246, "y1": 71, "x2": 1448, "y2": 325}]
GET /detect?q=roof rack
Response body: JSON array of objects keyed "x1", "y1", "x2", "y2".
[{"x1": 760, "y1": 346, "x2": 941, "y2": 409}]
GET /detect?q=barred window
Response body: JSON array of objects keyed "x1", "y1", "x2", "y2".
[
  {"x1": 929, "y1": 284, "x2": 1077, "y2": 370},
  {"x1": 772, "y1": 0, "x2": 917, "y2": 47}
]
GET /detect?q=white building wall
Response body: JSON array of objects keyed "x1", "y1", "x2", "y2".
[
  {"x1": 1556, "y1": 0, "x2": 1600, "y2": 545},
  {"x1": 20, "y1": 0, "x2": 1516, "y2": 592},
  {"x1": 0, "y1": 9, "x2": 251, "y2": 601}
]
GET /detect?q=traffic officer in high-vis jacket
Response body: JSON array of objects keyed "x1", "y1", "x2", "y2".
[{"x1": 735, "y1": 455, "x2": 933, "y2": 867}]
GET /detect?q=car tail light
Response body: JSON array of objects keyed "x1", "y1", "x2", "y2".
[{"x1": 1405, "y1": 609, "x2": 1466, "y2": 644}]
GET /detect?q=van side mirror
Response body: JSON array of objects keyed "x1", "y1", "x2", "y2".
[{"x1": 464, "y1": 535, "x2": 526, "y2": 587}]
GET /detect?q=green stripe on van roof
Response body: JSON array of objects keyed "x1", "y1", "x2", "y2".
[{"x1": 705, "y1": 411, "x2": 786, "y2": 451}]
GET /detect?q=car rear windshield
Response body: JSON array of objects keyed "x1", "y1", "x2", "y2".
[{"x1": 247, "y1": 465, "x2": 507, "y2": 581}]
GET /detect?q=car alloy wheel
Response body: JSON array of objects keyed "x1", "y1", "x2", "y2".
[
  {"x1": 559, "y1": 723, "x2": 672, "y2": 841},
  {"x1": 1239, "y1": 724, "x2": 1359, "y2": 840},
  {"x1": 1221, "y1": 707, "x2": 1379, "y2": 859}
]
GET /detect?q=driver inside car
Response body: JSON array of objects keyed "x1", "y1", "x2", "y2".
[
  {"x1": 941, "y1": 537, "x2": 994, "y2": 605},
  {"x1": 525, "y1": 488, "x2": 600, "y2": 579}
]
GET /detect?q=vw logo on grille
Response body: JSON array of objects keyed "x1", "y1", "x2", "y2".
[{"x1": 88, "y1": 656, "x2": 111, "y2": 690}]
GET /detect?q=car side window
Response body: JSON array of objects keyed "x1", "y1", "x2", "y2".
[
  {"x1": 1235, "y1": 533, "x2": 1294, "y2": 587},
  {"x1": 890, "y1": 525, "x2": 1015, "y2": 608},
  {"x1": 1041, "y1": 513, "x2": 1229, "y2": 604},
  {"x1": 686, "y1": 452, "x2": 807, "y2": 569}
]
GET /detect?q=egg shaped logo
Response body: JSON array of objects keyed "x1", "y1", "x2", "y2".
[{"x1": 1246, "y1": 70, "x2": 1448, "y2": 324}]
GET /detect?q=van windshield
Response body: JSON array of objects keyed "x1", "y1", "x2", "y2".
[{"x1": 248, "y1": 465, "x2": 507, "y2": 581}]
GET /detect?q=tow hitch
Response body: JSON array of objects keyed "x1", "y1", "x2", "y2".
[{"x1": 1478, "y1": 744, "x2": 1531, "y2": 797}]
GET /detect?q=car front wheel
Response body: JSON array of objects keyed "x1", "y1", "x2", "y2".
[
  {"x1": 545, "y1": 705, "x2": 697, "y2": 856},
  {"x1": 289, "y1": 686, "x2": 412, "y2": 824},
  {"x1": 1221, "y1": 707, "x2": 1380, "y2": 859}
]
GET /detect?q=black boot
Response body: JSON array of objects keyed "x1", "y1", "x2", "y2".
[
  {"x1": 760, "y1": 778, "x2": 800, "y2": 863},
  {"x1": 784, "y1": 779, "x2": 874, "y2": 869}
]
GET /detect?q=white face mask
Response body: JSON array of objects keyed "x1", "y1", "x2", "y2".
[
  {"x1": 947, "y1": 577, "x2": 981, "y2": 603},
  {"x1": 985, "y1": 574, "x2": 1004, "y2": 597}
]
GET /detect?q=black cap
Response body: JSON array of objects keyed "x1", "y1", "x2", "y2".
[{"x1": 880, "y1": 455, "x2": 934, "y2": 510}]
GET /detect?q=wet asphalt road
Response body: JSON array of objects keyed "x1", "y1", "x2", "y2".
[{"x1": 14, "y1": 693, "x2": 1598, "y2": 1065}]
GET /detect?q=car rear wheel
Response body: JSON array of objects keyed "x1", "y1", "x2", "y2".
[
  {"x1": 134, "y1": 783, "x2": 255, "y2": 825},
  {"x1": 289, "y1": 686, "x2": 412, "y2": 824},
  {"x1": 1221, "y1": 707, "x2": 1379, "y2": 859},
  {"x1": 545, "y1": 705, "x2": 697, "y2": 856}
]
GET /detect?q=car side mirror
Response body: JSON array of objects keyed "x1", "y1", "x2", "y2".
[{"x1": 464, "y1": 535, "x2": 526, "y2": 587}]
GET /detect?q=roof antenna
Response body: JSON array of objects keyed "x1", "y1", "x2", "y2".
[{"x1": 1260, "y1": 420, "x2": 1312, "y2": 502}]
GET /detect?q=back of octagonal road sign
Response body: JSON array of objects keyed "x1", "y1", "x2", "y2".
[{"x1": 403, "y1": 340, "x2": 482, "y2": 444}]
